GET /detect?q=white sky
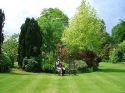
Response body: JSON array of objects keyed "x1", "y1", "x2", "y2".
[{"x1": 0, "y1": 0, "x2": 125, "y2": 35}]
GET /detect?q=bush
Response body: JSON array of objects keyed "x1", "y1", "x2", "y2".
[
  {"x1": 119, "y1": 40, "x2": 125, "y2": 52},
  {"x1": 22, "y1": 56, "x2": 42, "y2": 72},
  {"x1": 0, "y1": 53, "x2": 12, "y2": 72},
  {"x1": 102, "y1": 44, "x2": 110, "y2": 61},
  {"x1": 41, "y1": 58, "x2": 55, "y2": 73},
  {"x1": 75, "y1": 60, "x2": 88, "y2": 73},
  {"x1": 76, "y1": 50, "x2": 102, "y2": 71},
  {"x1": 110, "y1": 48, "x2": 123, "y2": 63},
  {"x1": 119, "y1": 41, "x2": 125, "y2": 61}
]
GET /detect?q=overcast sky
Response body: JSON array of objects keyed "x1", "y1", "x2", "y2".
[{"x1": 0, "y1": 0, "x2": 125, "y2": 35}]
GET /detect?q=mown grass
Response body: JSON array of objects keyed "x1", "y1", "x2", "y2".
[{"x1": 0, "y1": 62, "x2": 125, "y2": 93}]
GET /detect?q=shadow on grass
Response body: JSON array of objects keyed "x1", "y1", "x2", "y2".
[
  {"x1": 98, "y1": 68, "x2": 125, "y2": 73},
  {"x1": 9, "y1": 72, "x2": 34, "y2": 75},
  {"x1": 3, "y1": 68, "x2": 38, "y2": 75}
]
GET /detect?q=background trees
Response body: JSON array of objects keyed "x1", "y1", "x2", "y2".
[
  {"x1": 2, "y1": 33, "x2": 19, "y2": 67},
  {"x1": 112, "y1": 20, "x2": 125, "y2": 43},
  {"x1": 18, "y1": 18, "x2": 42, "y2": 71}
]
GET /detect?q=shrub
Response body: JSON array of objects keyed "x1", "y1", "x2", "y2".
[
  {"x1": 119, "y1": 40, "x2": 125, "y2": 52},
  {"x1": 119, "y1": 41, "x2": 125, "y2": 61},
  {"x1": 75, "y1": 60, "x2": 88, "y2": 73},
  {"x1": 76, "y1": 50, "x2": 102, "y2": 71},
  {"x1": 0, "y1": 53, "x2": 12, "y2": 72},
  {"x1": 41, "y1": 58, "x2": 55, "y2": 73},
  {"x1": 102, "y1": 44, "x2": 110, "y2": 61},
  {"x1": 110, "y1": 48, "x2": 123, "y2": 63},
  {"x1": 22, "y1": 56, "x2": 42, "y2": 72}
]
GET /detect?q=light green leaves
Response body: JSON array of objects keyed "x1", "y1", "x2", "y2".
[{"x1": 61, "y1": 0, "x2": 102, "y2": 54}]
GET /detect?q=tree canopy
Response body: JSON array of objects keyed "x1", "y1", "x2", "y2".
[
  {"x1": 112, "y1": 20, "x2": 125, "y2": 43},
  {"x1": 38, "y1": 8, "x2": 68, "y2": 54},
  {"x1": 61, "y1": 0, "x2": 102, "y2": 54}
]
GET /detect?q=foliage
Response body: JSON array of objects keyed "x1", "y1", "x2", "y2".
[
  {"x1": 2, "y1": 33, "x2": 19, "y2": 67},
  {"x1": 56, "y1": 43, "x2": 70, "y2": 62},
  {"x1": 18, "y1": 17, "x2": 42, "y2": 70},
  {"x1": 112, "y1": 20, "x2": 125, "y2": 43},
  {"x1": 119, "y1": 40, "x2": 125, "y2": 52},
  {"x1": 100, "y1": 20, "x2": 106, "y2": 32},
  {"x1": 102, "y1": 44, "x2": 110, "y2": 61},
  {"x1": 76, "y1": 50, "x2": 102, "y2": 71},
  {"x1": 74, "y1": 60, "x2": 88, "y2": 73},
  {"x1": 0, "y1": 9, "x2": 5, "y2": 54},
  {"x1": 101, "y1": 31, "x2": 114, "y2": 47},
  {"x1": 41, "y1": 58, "x2": 55, "y2": 73},
  {"x1": 22, "y1": 56, "x2": 42, "y2": 72},
  {"x1": 61, "y1": 0, "x2": 102, "y2": 54},
  {"x1": 109, "y1": 48, "x2": 123, "y2": 63},
  {"x1": 38, "y1": 8, "x2": 68, "y2": 55},
  {"x1": 119, "y1": 41, "x2": 125, "y2": 61},
  {"x1": 0, "y1": 53, "x2": 11, "y2": 72}
]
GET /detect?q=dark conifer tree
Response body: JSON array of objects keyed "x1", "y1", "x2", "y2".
[
  {"x1": 18, "y1": 18, "x2": 42, "y2": 68},
  {"x1": 0, "y1": 9, "x2": 5, "y2": 54}
]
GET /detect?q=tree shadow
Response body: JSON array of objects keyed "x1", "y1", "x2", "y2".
[
  {"x1": 9, "y1": 72, "x2": 34, "y2": 75},
  {"x1": 98, "y1": 68, "x2": 125, "y2": 73}
]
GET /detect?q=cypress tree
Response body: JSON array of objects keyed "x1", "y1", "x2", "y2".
[
  {"x1": 18, "y1": 17, "x2": 42, "y2": 68},
  {"x1": 0, "y1": 9, "x2": 5, "y2": 54}
]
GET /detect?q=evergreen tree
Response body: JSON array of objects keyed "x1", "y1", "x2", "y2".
[
  {"x1": 0, "y1": 9, "x2": 5, "y2": 54},
  {"x1": 18, "y1": 18, "x2": 42, "y2": 68}
]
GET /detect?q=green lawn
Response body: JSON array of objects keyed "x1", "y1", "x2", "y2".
[{"x1": 0, "y1": 62, "x2": 125, "y2": 93}]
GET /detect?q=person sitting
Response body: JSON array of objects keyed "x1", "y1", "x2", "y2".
[{"x1": 56, "y1": 59, "x2": 65, "y2": 76}]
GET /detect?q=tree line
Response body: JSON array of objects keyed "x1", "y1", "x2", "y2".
[{"x1": 0, "y1": 0, "x2": 125, "y2": 73}]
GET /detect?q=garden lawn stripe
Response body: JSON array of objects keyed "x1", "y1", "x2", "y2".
[
  {"x1": 31, "y1": 74, "x2": 57, "y2": 93},
  {"x1": 95, "y1": 72, "x2": 125, "y2": 93},
  {"x1": 69, "y1": 75, "x2": 92, "y2": 93},
  {"x1": 0, "y1": 74, "x2": 29, "y2": 93},
  {"x1": 0, "y1": 62, "x2": 125, "y2": 93},
  {"x1": 87, "y1": 73, "x2": 116, "y2": 93},
  {"x1": 80, "y1": 73, "x2": 106, "y2": 93},
  {"x1": 12, "y1": 74, "x2": 43, "y2": 93},
  {"x1": 40, "y1": 74, "x2": 60, "y2": 93},
  {"x1": 58, "y1": 75, "x2": 79, "y2": 93}
]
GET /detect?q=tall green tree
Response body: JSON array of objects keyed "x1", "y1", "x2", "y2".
[
  {"x1": 38, "y1": 8, "x2": 68, "y2": 55},
  {"x1": 61, "y1": 0, "x2": 102, "y2": 54},
  {"x1": 112, "y1": 20, "x2": 125, "y2": 43},
  {"x1": 0, "y1": 9, "x2": 5, "y2": 54},
  {"x1": 18, "y1": 18, "x2": 42, "y2": 68}
]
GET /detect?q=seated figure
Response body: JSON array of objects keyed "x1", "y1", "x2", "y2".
[{"x1": 56, "y1": 59, "x2": 65, "y2": 76}]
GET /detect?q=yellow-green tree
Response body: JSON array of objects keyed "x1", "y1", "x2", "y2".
[{"x1": 61, "y1": 0, "x2": 102, "y2": 54}]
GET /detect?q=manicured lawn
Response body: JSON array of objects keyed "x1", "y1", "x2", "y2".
[{"x1": 0, "y1": 62, "x2": 125, "y2": 93}]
